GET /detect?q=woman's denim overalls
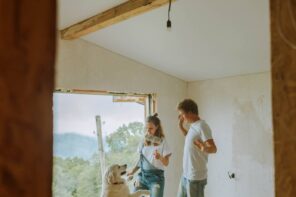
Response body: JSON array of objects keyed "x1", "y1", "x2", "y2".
[{"x1": 135, "y1": 144, "x2": 165, "y2": 197}]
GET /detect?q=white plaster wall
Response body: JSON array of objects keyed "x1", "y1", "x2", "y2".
[
  {"x1": 55, "y1": 39, "x2": 187, "y2": 197},
  {"x1": 188, "y1": 73, "x2": 274, "y2": 197},
  {"x1": 56, "y1": 38, "x2": 274, "y2": 197}
]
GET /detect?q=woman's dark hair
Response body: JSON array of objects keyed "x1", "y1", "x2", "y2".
[
  {"x1": 177, "y1": 99, "x2": 199, "y2": 115},
  {"x1": 146, "y1": 113, "x2": 165, "y2": 145}
]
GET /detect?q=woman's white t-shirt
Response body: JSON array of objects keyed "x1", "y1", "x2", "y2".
[{"x1": 137, "y1": 139, "x2": 172, "y2": 170}]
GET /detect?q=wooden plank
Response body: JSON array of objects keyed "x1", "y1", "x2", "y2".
[
  {"x1": 0, "y1": 0, "x2": 56, "y2": 196},
  {"x1": 270, "y1": 0, "x2": 296, "y2": 196},
  {"x1": 61, "y1": 0, "x2": 173, "y2": 40}
]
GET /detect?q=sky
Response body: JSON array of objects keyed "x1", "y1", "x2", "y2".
[{"x1": 53, "y1": 93, "x2": 145, "y2": 137}]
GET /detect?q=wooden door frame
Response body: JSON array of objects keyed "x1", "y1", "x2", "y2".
[
  {"x1": 271, "y1": 0, "x2": 296, "y2": 196},
  {"x1": 0, "y1": 0, "x2": 56, "y2": 196},
  {"x1": 0, "y1": 0, "x2": 296, "y2": 196}
]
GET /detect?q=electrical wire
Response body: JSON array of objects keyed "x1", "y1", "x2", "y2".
[{"x1": 168, "y1": 0, "x2": 172, "y2": 20}]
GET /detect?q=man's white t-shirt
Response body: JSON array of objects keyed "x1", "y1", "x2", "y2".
[
  {"x1": 138, "y1": 139, "x2": 172, "y2": 170},
  {"x1": 183, "y1": 120, "x2": 213, "y2": 180}
]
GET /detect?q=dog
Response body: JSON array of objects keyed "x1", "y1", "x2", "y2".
[{"x1": 101, "y1": 164, "x2": 150, "y2": 197}]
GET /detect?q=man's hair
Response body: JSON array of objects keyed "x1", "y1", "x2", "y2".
[{"x1": 177, "y1": 99, "x2": 199, "y2": 115}]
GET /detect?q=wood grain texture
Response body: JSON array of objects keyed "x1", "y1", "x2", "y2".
[
  {"x1": 0, "y1": 0, "x2": 56, "y2": 196},
  {"x1": 271, "y1": 0, "x2": 296, "y2": 196},
  {"x1": 61, "y1": 0, "x2": 173, "y2": 40}
]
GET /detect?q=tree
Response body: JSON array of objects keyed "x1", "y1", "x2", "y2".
[
  {"x1": 52, "y1": 156, "x2": 102, "y2": 197},
  {"x1": 105, "y1": 122, "x2": 144, "y2": 169},
  {"x1": 106, "y1": 122, "x2": 144, "y2": 153},
  {"x1": 52, "y1": 121, "x2": 144, "y2": 197}
]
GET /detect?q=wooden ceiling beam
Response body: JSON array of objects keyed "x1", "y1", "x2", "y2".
[{"x1": 61, "y1": 0, "x2": 173, "y2": 40}]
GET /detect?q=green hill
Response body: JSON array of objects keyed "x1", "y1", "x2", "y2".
[{"x1": 53, "y1": 133, "x2": 98, "y2": 160}]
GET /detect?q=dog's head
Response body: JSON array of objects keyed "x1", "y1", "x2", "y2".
[{"x1": 104, "y1": 164, "x2": 127, "y2": 185}]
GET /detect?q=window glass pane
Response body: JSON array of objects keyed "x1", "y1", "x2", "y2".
[{"x1": 52, "y1": 93, "x2": 145, "y2": 197}]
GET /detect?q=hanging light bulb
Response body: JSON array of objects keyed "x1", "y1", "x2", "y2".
[{"x1": 167, "y1": 0, "x2": 172, "y2": 30}]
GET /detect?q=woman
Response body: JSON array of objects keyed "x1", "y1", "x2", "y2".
[{"x1": 127, "y1": 113, "x2": 172, "y2": 197}]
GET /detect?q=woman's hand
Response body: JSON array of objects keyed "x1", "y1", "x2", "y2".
[
  {"x1": 127, "y1": 171, "x2": 134, "y2": 176},
  {"x1": 127, "y1": 166, "x2": 140, "y2": 176},
  {"x1": 154, "y1": 150, "x2": 171, "y2": 166},
  {"x1": 154, "y1": 150, "x2": 162, "y2": 160}
]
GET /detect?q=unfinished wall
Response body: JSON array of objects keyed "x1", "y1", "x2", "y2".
[
  {"x1": 55, "y1": 38, "x2": 187, "y2": 197},
  {"x1": 188, "y1": 72, "x2": 274, "y2": 197}
]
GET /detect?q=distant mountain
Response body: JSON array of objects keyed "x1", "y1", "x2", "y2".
[{"x1": 53, "y1": 133, "x2": 98, "y2": 160}]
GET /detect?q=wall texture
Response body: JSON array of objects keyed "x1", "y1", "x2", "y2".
[
  {"x1": 56, "y1": 38, "x2": 187, "y2": 197},
  {"x1": 188, "y1": 72, "x2": 274, "y2": 197},
  {"x1": 56, "y1": 38, "x2": 275, "y2": 197}
]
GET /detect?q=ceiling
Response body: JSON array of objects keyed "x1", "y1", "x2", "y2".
[{"x1": 59, "y1": 0, "x2": 270, "y2": 81}]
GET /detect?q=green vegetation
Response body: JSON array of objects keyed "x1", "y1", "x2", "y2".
[{"x1": 53, "y1": 122, "x2": 144, "y2": 197}]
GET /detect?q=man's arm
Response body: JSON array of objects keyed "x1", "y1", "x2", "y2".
[
  {"x1": 178, "y1": 115, "x2": 188, "y2": 136},
  {"x1": 194, "y1": 139, "x2": 217, "y2": 154}
]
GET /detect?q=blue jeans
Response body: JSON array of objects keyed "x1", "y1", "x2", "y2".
[
  {"x1": 135, "y1": 170, "x2": 165, "y2": 197},
  {"x1": 177, "y1": 176, "x2": 207, "y2": 197}
]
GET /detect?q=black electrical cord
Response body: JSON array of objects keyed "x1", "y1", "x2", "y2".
[{"x1": 167, "y1": 0, "x2": 172, "y2": 28}]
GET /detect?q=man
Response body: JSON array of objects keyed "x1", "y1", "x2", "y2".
[{"x1": 177, "y1": 99, "x2": 217, "y2": 197}]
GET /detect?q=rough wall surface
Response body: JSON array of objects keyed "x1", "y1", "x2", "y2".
[
  {"x1": 188, "y1": 73, "x2": 274, "y2": 197},
  {"x1": 56, "y1": 39, "x2": 187, "y2": 197}
]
